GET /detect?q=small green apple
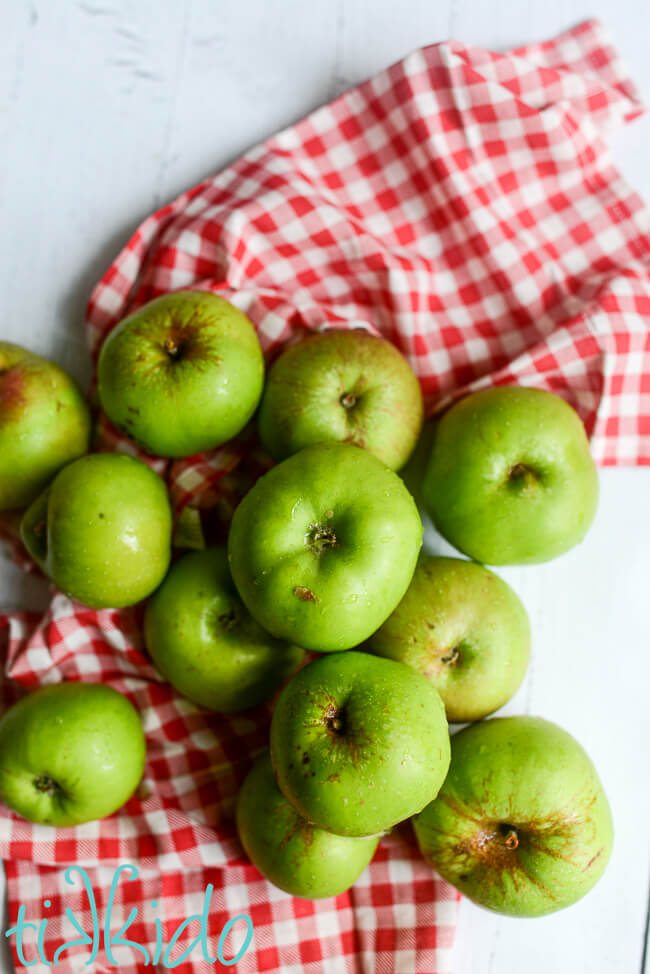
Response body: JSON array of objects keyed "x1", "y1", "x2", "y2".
[
  {"x1": 270, "y1": 651, "x2": 450, "y2": 837},
  {"x1": 0, "y1": 342, "x2": 90, "y2": 511},
  {"x1": 0, "y1": 682, "x2": 146, "y2": 826},
  {"x1": 423, "y1": 386, "x2": 599, "y2": 564},
  {"x1": 366, "y1": 556, "x2": 530, "y2": 722},
  {"x1": 258, "y1": 329, "x2": 423, "y2": 470},
  {"x1": 228, "y1": 443, "x2": 423, "y2": 652},
  {"x1": 144, "y1": 547, "x2": 304, "y2": 712},
  {"x1": 237, "y1": 752, "x2": 379, "y2": 898},
  {"x1": 21, "y1": 453, "x2": 172, "y2": 608},
  {"x1": 97, "y1": 291, "x2": 264, "y2": 458},
  {"x1": 413, "y1": 716, "x2": 613, "y2": 917}
]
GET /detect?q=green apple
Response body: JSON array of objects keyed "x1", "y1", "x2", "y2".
[
  {"x1": 237, "y1": 752, "x2": 379, "y2": 898},
  {"x1": 398, "y1": 419, "x2": 435, "y2": 509},
  {"x1": 0, "y1": 682, "x2": 146, "y2": 826},
  {"x1": 21, "y1": 453, "x2": 172, "y2": 608},
  {"x1": 144, "y1": 547, "x2": 304, "y2": 712},
  {"x1": 97, "y1": 291, "x2": 264, "y2": 458},
  {"x1": 366, "y1": 556, "x2": 530, "y2": 722},
  {"x1": 0, "y1": 342, "x2": 90, "y2": 511},
  {"x1": 270, "y1": 651, "x2": 450, "y2": 837},
  {"x1": 423, "y1": 386, "x2": 599, "y2": 564},
  {"x1": 228, "y1": 443, "x2": 423, "y2": 651},
  {"x1": 413, "y1": 716, "x2": 613, "y2": 917},
  {"x1": 258, "y1": 329, "x2": 423, "y2": 470}
]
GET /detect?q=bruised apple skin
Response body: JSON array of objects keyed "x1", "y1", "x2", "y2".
[
  {"x1": 366, "y1": 556, "x2": 531, "y2": 722},
  {"x1": 0, "y1": 342, "x2": 90, "y2": 511},
  {"x1": 413, "y1": 717, "x2": 613, "y2": 917},
  {"x1": 228, "y1": 442, "x2": 423, "y2": 652},
  {"x1": 97, "y1": 291, "x2": 264, "y2": 458},
  {"x1": 422, "y1": 386, "x2": 599, "y2": 565},
  {"x1": 236, "y1": 752, "x2": 379, "y2": 899},
  {"x1": 270, "y1": 651, "x2": 450, "y2": 837},
  {"x1": 258, "y1": 329, "x2": 423, "y2": 470},
  {"x1": 144, "y1": 547, "x2": 304, "y2": 713}
]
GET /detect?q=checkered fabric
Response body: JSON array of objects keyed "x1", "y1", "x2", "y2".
[
  {"x1": 0, "y1": 605, "x2": 458, "y2": 973},
  {"x1": 1, "y1": 17, "x2": 649, "y2": 974}
]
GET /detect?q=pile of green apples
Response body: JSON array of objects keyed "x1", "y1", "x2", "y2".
[{"x1": 0, "y1": 291, "x2": 612, "y2": 918}]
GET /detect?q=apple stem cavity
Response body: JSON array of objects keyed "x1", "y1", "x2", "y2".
[
  {"x1": 163, "y1": 337, "x2": 182, "y2": 360},
  {"x1": 340, "y1": 392, "x2": 357, "y2": 410},
  {"x1": 306, "y1": 522, "x2": 338, "y2": 556},
  {"x1": 33, "y1": 775, "x2": 61, "y2": 796},
  {"x1": 441, "y1": 646, "x2": 460, "y2": 665},
  {"x1": 507, "y1": 463, "x2": 540, "y2": 491},
  {"x1": 499, "y1": 823, "x2": 520, "y2": 850},
  {"x1": 324, "y1": 705, "x2": 346, "y2": 736},
  {"x1": 217, "y1": 610, "x2": 238, "y2": 631}
]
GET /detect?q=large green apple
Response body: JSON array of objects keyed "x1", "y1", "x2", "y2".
[
  {"x1": 228, "y1": 443, "x2": 423, "y2": 651},
  {"x1": 270, "y1": 651, "x2": 450, "y2": 837},
  {"x1": 97, "y1": 291, "x2": 264, "y2": 458},
  {"x1": 237, "y1": 752, "x2": 379, "y2": 898},
  {"x1": 366, "y1": 556, "x2": 530, "y2": 722},
  {"x1": 423, "y1": 386, "x2": 599, "y2": 564},
  {"x1": 144, "y1": 547, "x2": 304, "y2": 712},
  {"x1": 258, "y1": 329, "x2": 423, "y2": 470},
  {"x1": 21, "y1": 453, "x2": 172, "y2": 608},
  {"x1": 0, "y1": 342, "x2": 90, "y2": 511},
  {"x1": 413, "y1": 716, "x2": 613, "y2": 917},
  {"x1": 0, "y1": 682, "x2": 146, "y2": 826}
]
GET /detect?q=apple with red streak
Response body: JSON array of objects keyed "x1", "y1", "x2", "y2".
[{"x1": 0, "y1": 342, "x2": 90, "y2": 511}]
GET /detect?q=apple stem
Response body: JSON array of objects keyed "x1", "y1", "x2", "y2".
[
  {"x1": 306, "y1": 523, "x2": 338, "y2": 555},
  {"x1": 164, "y1": 338, "x2": 180, "y2": 359},
  {"x1": 324, "y1": 706, "x2": 346, "y2": 735},
  {"x1": 340, "y1": 392, "x2": 357, "y2": 410},
  {"x1": 218, "y1": 610, "x2": 238, "y2": 631},
  {"x1": 33, "y1": 775, "x2": 60, "y2": 796},
  {"x1": 503, "y1": 828, "x2": 519, "y2": 849},
  {"x1": 507, "y1": 463, "x2": 539, "y2": 490},
  {"x1": 442, "y1": 647, "x2": 460, "y2": 665}
]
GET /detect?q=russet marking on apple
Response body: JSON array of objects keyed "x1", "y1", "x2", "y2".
[{"x1": 413, "y1": 716, "x2": 613, "y2": 917}]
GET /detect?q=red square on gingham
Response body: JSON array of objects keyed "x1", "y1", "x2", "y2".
[{"x1": 1, "y1": 18, "x2": 649, "y2": 974}]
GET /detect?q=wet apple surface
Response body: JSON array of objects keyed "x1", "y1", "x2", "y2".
[
  {"x1": 228, "y1": 442, "x2": 423, "y2": 651},
  {"x1": 423, "y1": 386, "x2": 599, "y2": 564},
  {"x1": 236, "y1": 752, "x2": 379, "y2": 898},
  {"x1": 144, "y1": 547, "x2": 304, "y2": 712},
  {"x1": 413, "y1": 716, "x2": 613, "y2": 917},
  {"x1": 258, "y1": 329, "x2": 423, "y2": 469},
  {"x1": 0, "y1": 682, "x2": 146, "y2": 827},
  {"x1": 366, "y1": 556, "x2": 531, "y2": 722},
  {"x1": 98, "y1": 291, "x2": 264, "y2": 458},
  {"x1": 21, "y1": 453, "x2": 172, "y2": 609},
  {"x1": 270, "y1": 651, "x2": 450, "y2": 837}
]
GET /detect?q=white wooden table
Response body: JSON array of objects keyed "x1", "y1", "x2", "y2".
[{"x1": 1, "y1": 3, "x2": 649, "y2": 972}]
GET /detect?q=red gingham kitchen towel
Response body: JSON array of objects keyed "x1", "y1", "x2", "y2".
[
  {"x1": 0, "y1": 604, "x2": 458, "y2": 974},
  {"x1": 1, "y1": 18, "x2": 649, "y2": 974}
]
